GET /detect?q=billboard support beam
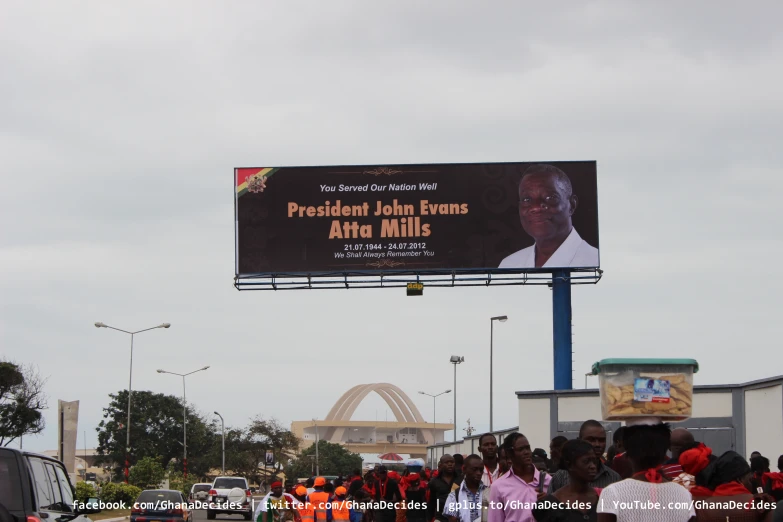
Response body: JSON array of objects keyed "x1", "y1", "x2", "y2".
[
  {"x1": 235, "y1": 269, "x2": 600, "y2": 290},
  {"x1": 552, "y1": 269, "x2": 572, "y2": 390}
]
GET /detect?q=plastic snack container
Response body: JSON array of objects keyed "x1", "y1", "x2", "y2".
[{"x1": 591, "y1": 358, "x2": 699, "y2": 421}]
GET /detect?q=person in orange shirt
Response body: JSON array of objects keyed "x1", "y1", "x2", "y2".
[
  {"x1": 294, "y1": 486, "x2": 314, "y2": 522},
  {"x1": 308, "y1": 477, "x2": 331, "y2": 522},
  {"x1": 328, "y1": 487, "x2": 351, "y2": 522}
]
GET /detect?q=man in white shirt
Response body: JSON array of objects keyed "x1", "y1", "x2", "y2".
[
  {"x1": 443, "y1": 455, "x2": 488, "y2": 522},
  {"x1": 499, "y1": 164, "x2": 598, "y2": 269},
  {"x1": 478, "y1": 434, "x2": 500, "y2": 488}
]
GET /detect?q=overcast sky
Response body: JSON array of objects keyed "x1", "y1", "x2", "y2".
[{"x1": 2, "y1": 2, "x2": 782, "y2": 455}]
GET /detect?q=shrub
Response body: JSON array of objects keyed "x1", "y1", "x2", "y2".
[
  {"x1": 100, "y1": 482, "x2": 142, "y2": 507},
  {"x1": 74, "y1": 481, "x2": 96, "y2": 504},
  {"x1": 128, "y1": 457, "x2": 165, "y2": 489}
]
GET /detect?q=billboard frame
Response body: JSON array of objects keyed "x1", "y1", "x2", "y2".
[
  {"x1": 234, "y1": 268, "x2": 602, "y2": 291},
  {"x1": 233, "y1": 162, "x2": 602, "y2": 291}
]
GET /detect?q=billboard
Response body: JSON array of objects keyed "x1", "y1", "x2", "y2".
[{"x1": 235, "y1": 161, "x2": 598, "y2": 276}]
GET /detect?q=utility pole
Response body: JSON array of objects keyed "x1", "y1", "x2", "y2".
[{"x1": 313, "y1": 420, "x2": 320, "y2": 476}]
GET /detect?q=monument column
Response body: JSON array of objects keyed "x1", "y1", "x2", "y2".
[{"x1": 58, "y1": 400, "x2": 80, "y2": 482}]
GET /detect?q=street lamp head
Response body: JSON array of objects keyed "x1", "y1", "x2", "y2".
[
  {"x1": 94, "y1": 322, "x2": 106, "y2": 328},
  {"x1": 418, "y1": 391, "x2": 425, "y2": 395},
  {"x1": 445, "y1": 389, "x2": 452, "y2": 393},
  {"x1": 160, "y1": 323, "x2": 171, "y2": 328},
  {"x1": 450, "y1": 356, "x2": 464, "y2": 364},
  {"x1": 493, "y1": 315, "x2": 508, "y2": 322},
  {"x1": 156, "y1": 369, "x2": 165, "y2": 373},
  {"x1": 201, "y1": 366, "x2": 210, "y2": 371}
]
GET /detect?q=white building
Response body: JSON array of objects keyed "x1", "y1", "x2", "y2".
[{"x1": 428, "y1": 375, "x2": 783, "y2": 464}]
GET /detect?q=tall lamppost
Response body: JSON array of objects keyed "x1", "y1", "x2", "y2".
[
  {"x1": 449, "y1": 356, "x2": 464, "y2": 442},
  {"x1": 313, "y1": 419, "x2": 320, "y2": 475},
  {"x1": 95, "y1": 321, "x2": 170, "y2": 483},
  {"x1": 490, "y1": 315, "x2": 508, "y2": 432},
  {"x1": 418, "y1": 390, "x2": 451, "y2": 443},
  {"x1": 157, "y1": 366, "x2": 210, "y2": 478},
  {"x1": 214, "y1": 411, "x2": 225, "y2": 474}
]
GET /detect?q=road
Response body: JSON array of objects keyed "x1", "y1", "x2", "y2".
[
  {"x1": 192, "y1": 512, "x2": 248, "y2": 522},
  {"x1": 191, "y1": 497, "x2": 266, "y2": 522}
]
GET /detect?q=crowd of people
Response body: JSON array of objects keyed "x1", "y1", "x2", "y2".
[{"x1": 255, "y1": 422, "x2": 783, "y2": 522}]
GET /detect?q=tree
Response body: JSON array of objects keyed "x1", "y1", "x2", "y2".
[
  {"x1": 0, "y1": 360, "x2": 48, "y2": 446},
  {"x1": 167, "y1": 461, "x2": 197, "y2": 496},
  {"x1": 285, "y1": 441, "x2": 362, "y2": 479},
  {"x1": 129, "y1": 456, "x2": 166, "y2": 489},
  {"x1": 96, "y1": 390, "x2": 219, "y2": 480},
  {"x1": 228, "y1": 418, "x2": 300, "y2": 484}
]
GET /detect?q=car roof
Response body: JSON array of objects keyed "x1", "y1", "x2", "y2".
[
  {"x1": 140, "y1": 489, "x2": 184, "y2": 493},
  {"x1": 214, "y1": 476, "x2": 247, "y2": 480},
  {"x1": 0, "y1": 447, "x2": 63, "y2": 464},
  {"x1": 20, "y1": 450, "x2": 67, "y2": 465}
]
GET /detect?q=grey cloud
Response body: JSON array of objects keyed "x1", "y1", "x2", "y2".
[{"x1": 2, "y1": 1, "x2": 782, "y2": 453}]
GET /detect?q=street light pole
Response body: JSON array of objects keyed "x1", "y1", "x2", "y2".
[
  {"x1": 490, "y1": 316, "x2": 508, "y2": 433},
  {"x1": 157, "y1": 366, "x2": 210, "y2": 479},
  {"x1": 418, "y1": 390, "x2": 451, "y2": 444},
  {"x1": 313, "y1": 420, "x2": 320, "y2": 475},
  {"x1": 214, "y1": 412, "x2": 225, "y2": 474},
  {"x1": 449, "y1": 356, "x2": 464, "y2": 442},
  {"x1": 95, "y1": 321, "x2": 170, "y2": 483},
  {"x1": 183, "y1": 376, "x2": 187, "y2": 477}
]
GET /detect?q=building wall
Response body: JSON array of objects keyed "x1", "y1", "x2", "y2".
[
  {"x1": 429, "y1": 376, "x2": 783, "y2": 468},
  {"x1": 744, "y1": 385, "x2": 783, "y2": 461},
  {"x1": 558, "y1": 396, "x2": 601, "y2": 422},
  {"x1": 518, "y1": 397, "x2": 550, "y2": 451},
  {"x1": 692, "y1": 392, "x2": 733, "y2": 418},
  {"x1": 426, "y1": 428, "x2": 520, "y2": 468}
]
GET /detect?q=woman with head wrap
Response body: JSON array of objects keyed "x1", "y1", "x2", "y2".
[
  {"x1": 678, "y1": 443, "x2": 714, "y2": 496},
  {"x1": 404, "y1": 475, "x2": 428, "y2": 522},
  {"x1": 689, "y1": 451, "x2": 776, "y2": 522},
  {"x1": 669, "y1": 442, "x2": 713, "y2": 493}
]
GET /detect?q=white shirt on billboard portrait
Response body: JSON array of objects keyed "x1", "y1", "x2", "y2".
[{"x1": 498, "y1": 227, "x2": 599, "y2": 269}]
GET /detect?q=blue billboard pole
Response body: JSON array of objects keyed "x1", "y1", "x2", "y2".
[{"x1": 552, "y1": 269, "x2": 573, "y2": 390}]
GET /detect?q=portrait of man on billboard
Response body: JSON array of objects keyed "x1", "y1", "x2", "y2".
[{"x1": 499, "y1": 164, "x2": 599, "y2": 269}]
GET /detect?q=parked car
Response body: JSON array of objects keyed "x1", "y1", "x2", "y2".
[
  {"x1": 131, "y1": 490, "x2": 191, "y2": 522},
  {"x1": 189, "y1": 483, "x2": 212, "y2": 503},
  {"x1": 0, "y1": 447, "x2": 101, "y2": 522},
  {"x1": 207, "y1": 476, "x2": 253, "y2": 520}
]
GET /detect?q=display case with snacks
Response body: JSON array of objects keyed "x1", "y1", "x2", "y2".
[{"x1": 591, "y1": 359, "x2": 699, "y2": 422}]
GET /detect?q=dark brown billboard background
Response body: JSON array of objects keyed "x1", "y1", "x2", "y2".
[{"x1": 235, "y1": 161, "x2": 598, "y2": 275}]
